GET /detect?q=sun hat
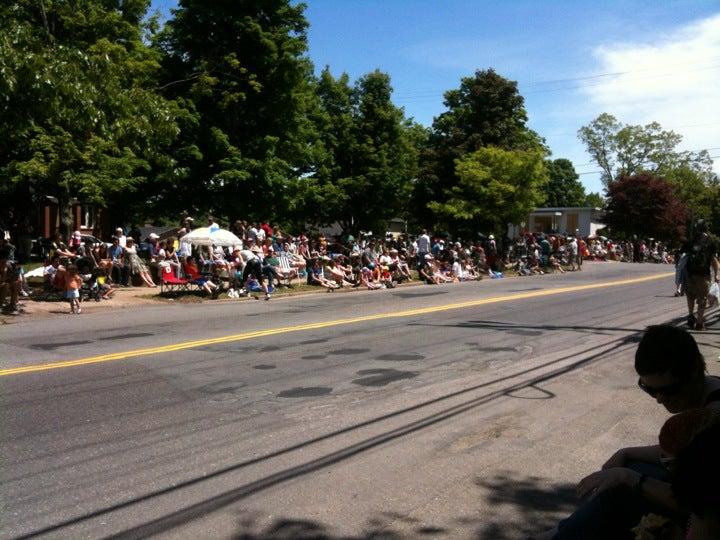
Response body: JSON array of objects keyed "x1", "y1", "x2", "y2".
[{"x1": 148, "y1": 232, "x2": 159, "y2": 240}]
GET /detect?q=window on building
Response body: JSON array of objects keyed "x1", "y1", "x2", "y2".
[
  {"x1": 534, "y1": 215, "x2": 552, "y2": 232},
  {"x1": 80, "y1": 205, "x2": 95, "y2": 229}
]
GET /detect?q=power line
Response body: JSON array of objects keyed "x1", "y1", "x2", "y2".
[
  {"x1": 545, "y1": 122, "x2": 720, "y2": 138},
  {"x1": 575, "y1": 154, "x2": 720, "y2": 176},
  {"x1": 392, "y1": 56, "x2": 720, "y2": 100},
  {"x1": 573, "y1": 147, "x2": 720, "y2": 169}
]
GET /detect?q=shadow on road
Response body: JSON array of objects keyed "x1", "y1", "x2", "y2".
[
  {"x1": 472, "y1": 472, "x2": 576, "y2": 539},
  {"x1": 227, "y1": 471, "x2": 576, "y2": 540}
]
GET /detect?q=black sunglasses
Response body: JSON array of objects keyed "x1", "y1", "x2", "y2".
[{"x1": 637, "y1": 378, "x2": 686, "y2": 398}]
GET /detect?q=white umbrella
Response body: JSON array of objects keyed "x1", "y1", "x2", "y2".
[
  {"x1": 209, "y1": 229, "x2": 243, "y2": 247},
  {"x1": 180, "y1": 227, "x2": 242, "y2": 247}
]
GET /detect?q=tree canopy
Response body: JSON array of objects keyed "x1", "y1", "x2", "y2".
[
  {"x1": 543, "y1": 159, "x2": 586, "y2": 207},
  {"x1": 413, "y1": 69, "x2": 547, "y2": 233},
  {"x1": 604, "y1": 174, "x2": 688, "y2": 240},
  {"x1": 4, "y1": 4, "x2": 715, "y2": 239},
  {"x1": 0, "y1": 0, "x2": 177, "y2": 230},
  {"x1": 155, "y1": 0, "x2": 318, "y2": 222},
  {"x1": 578, "y1": 113, "x2": 714, "y2": 186},
  {"x1": 428, "y1": 146, "x2": 548, "y2": 237}
]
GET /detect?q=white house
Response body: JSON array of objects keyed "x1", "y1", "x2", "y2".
[{"x1": 508, "y1": 207, "x2": 605, "y2": 238}]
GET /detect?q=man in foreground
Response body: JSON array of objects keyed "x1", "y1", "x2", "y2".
[{"x1": 537, "y1": 325, "x2": 720, "y2": 539}]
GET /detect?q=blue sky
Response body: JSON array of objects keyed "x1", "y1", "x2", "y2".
[{"x1": 150, "y1": 1, "x2": 720, "y2": 194}]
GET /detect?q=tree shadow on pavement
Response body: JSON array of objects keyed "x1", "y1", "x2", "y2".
[
  {"x1": 231, "y1": 511, "x2": 445, "y2": 539},
  {"x1": 228, "y1": 471, "x2": 576, "y2": 540},
  {"x1": 471, "y1": 472, "x2": 576, "y2": 539}
]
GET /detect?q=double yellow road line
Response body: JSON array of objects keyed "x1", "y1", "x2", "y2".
[{"x1": 1, "y1": 273, "x2": 672, "y2": 377}]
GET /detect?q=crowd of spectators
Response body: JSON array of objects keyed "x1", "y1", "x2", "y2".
[{"x1": 0, "y1": 216, "x2": 679, "y2": 315}]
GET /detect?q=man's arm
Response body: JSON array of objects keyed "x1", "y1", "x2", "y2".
[
  {"x1": 602, "y1": 444, "x2": 661, "y2": 469},
  {"x1": 577, "y1": 467, "x2": 680, "y2": 513}
]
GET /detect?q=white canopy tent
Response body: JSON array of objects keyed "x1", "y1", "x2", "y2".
[{"x1": 180, "y1": 227, "x2": 242, "y2": 247}]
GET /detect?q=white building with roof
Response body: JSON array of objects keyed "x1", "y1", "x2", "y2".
[{"x1": 508, "y1": 207, "x2": 605, "y2": 238}]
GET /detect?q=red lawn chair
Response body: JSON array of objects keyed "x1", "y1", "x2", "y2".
[{"x1": 160, "y1": 265, "x2": 189, "y2": 295}]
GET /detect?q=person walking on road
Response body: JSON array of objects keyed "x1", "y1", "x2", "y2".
[{"x1": 682, "y1": 220, "x2": 720, "y2": 331}]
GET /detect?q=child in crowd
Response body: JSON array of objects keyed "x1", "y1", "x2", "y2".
[{"x1": 64, "y1": 264, "x2": 83, "y2": 314}]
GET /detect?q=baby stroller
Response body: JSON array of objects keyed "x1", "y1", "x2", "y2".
[{"x1": 75, "y1": 256, "x2": 101, "y2": 302}]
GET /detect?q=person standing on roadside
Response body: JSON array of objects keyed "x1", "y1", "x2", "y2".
[
  {"x1": 568, "y1": 236, "x2": 579, "y2": 271},
  {"x1": 576, "y1": 237, "x2": 586, "y2": 271},
  {"x1": 682, "y1": 220, "x2": 720, "y2": 330},
  {"x1": 416, "y1": 229, "x2": 431, "y2": 267}
]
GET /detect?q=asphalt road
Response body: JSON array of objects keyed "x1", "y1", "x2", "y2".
[{"x1": 2, "y1": 262, "x2": 717, "y2": 540}]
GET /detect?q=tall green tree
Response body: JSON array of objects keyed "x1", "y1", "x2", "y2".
[
  {"x1": 428, "y1": 146, "x2": 548, "y2": 237},
  {"x1": 414, "y1": 69, "x2": 546, "y2": 230},
  {"x1": 0, "y1": 0, "x2": 177, "y2": 232},
  {"x1": 578, "y1": 113, "x2": 714, "y2": 186},
  {"x1": 296, "y1": 69, "x2": 424, "y2": 233},
  {"x1": 664, "y1": 165, "x2": 719, "y2": 223},
  {"x1": 543, "y1": 158, "x2": 586, "y2": 207},
  {"x1": 584, "y1": 191, "x2": 605, "y2": 209},
  {"x1": 156, "y1": 0, "x2": 320, "y2": 222},
  {"x1": 290, "y1": 67, "x2": 354, "y2": 228}
]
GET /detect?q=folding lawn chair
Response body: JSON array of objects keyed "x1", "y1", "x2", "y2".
[
  {"x1": 160, "y1": 265, "x2": 190, "y2": 295},
  {"x1": 276, "y1": 255, "x2": 298, "y2": 286}
]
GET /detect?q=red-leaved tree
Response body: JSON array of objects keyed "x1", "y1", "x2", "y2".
[{"x1": 604, "y1": 174, "x2": 688, "y2": 240}]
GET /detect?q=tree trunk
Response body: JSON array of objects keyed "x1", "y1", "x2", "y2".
[{"x1": 58, "y1": 189, "x2": 73, "y2": 238}]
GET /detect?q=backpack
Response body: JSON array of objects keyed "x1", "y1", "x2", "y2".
[{"x1": 686, "y1": 236, "x2": 713, "y2": 275}]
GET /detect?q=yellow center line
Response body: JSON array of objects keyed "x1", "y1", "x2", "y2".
[{"x1": 1, "y1": 272, "x2": 673, "y2": 377}]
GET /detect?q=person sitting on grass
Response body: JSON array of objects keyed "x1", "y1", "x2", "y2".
[
  {"x1": 266, "y1": 247, "x2": 297, "y2": 286},
  {"x1": 326, "y1": 259, "x2": 353, "y2": 288},
  {"x1": 452, "y1": 257, "x2": 479, "y2": 281},
  {"x1": 419, "y1": 255, "x2": 441, "y2": 285},
  {"x1": 308, "y1": 257, "x2": 340, "y2": 290},
  {"x1": 334, "y1": 255, "x2": 355, "y2": 282},
  {"x1": 389, "y1": 248, "x2": 413, "y2": 281},
  {"x1": 514, "y1": 256, "x2": 532, "y2": 276},
  {"x1": 431, "y1": 258, "x2": 454, "y2": 283},
  {"x1": 43, "y1": 255, "x2": 65, "y2": 291},
  {"x1": 527, "y1": 255, "x2": 544, "y2": 275},
  {"x1": 537, "y1": 325, "x2": 720, "y2": 540},
  {"x1": 549, "y1": 255, "x2": 566, "y2": 274},
  {"x1": 360, "y1": 265, "x2": 382, "y2": 289}
]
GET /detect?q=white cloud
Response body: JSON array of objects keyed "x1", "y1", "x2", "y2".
[{"x1": 583, "y1": 13, "x2": 720, "y2": 173}]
